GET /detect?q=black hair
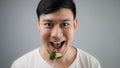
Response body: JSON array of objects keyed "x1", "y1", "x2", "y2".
[{"x1": 36, "y1": 0, "x2": 76, "y2": 19}]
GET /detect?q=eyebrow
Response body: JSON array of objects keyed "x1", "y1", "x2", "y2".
[
  {"x1": 43, "y1": 19, "x2": 53, "y2": 22},
  {"x1": 61, "y1": 19, "x2": 71, "y2": 22},
  {"x1": 43, "y1": 19, "x2": 71, "y2": 22}
]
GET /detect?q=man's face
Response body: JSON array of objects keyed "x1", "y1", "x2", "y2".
[{"x1": 37, "y1": 8, "x2": 77, "y2": 54}]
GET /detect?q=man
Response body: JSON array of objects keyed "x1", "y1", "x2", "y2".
[{"x1": 11, "y1": 0, "x2": 101, "y2": 68}]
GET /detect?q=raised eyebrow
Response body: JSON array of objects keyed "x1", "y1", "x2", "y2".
[
  {"x1": 61, "y1": 19, "x2": 71, "y2": 22},
  {"x1": 43, "y1": 19, "x2": 53, "y2": 23},
  {"x1": 43, "y1": 19, "x2": 71, "y2": 23}
]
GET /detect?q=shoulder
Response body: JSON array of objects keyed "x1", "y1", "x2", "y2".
[
  {"x1": 11, "y1": 48, "x2": 39, "y2": 68},
  {"x1": 77, "y1": 48, "x2": 101, "y2": 68}
]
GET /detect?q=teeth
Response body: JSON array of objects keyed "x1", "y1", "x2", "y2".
[
  {"x1": 54, "y1": 42, "x2": 61, "y2": 44},
  {"x1": 50, "y1": 41, "x2": 65, "y2": 49}
]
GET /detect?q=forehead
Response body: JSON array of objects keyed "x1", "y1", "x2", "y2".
[{"x1": 39, "y1": 8, "x2": 74, "y2": 21}]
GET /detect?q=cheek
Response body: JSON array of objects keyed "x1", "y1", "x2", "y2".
[
  {"x1": 64, "y1": 29, "x2": 74, "y2": 41},
  {"x1": 40, "y1": 29, "x2": 51, "y2": 42},
  {"x1": 69, "y1": 30, "x2": 74, "y2": 41}
]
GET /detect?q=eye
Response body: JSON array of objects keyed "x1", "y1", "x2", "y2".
[
  {"x1": 61, "y1": 22, "x2": 70, "y2": 28},
  {"x1": 44, "y1": 23, "x2": 53, "y2": 28}
]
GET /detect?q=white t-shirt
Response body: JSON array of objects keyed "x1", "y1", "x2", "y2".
[{"x1": 11, "y1": 47, "x2": 101, "y2": 68}]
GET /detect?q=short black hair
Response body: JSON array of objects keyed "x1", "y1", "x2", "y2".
[{"x1": 36, "y1": 0, "x2": 76, "y2": 19}]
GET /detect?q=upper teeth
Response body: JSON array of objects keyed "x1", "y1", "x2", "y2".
[{"x1": 53, "y1": 42, "x2": 61, "y2": 44}]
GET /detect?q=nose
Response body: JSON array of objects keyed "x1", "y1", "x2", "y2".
[{"x1": 51, "y1": 25, "x2": 63, "y2": 38}]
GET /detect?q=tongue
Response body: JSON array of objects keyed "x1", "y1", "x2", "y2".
[{"x1": 53, "y1": 44, "x2": 61, "y2": 49}]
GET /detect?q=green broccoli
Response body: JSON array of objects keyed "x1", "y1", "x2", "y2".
[{"x1": 50, "y1": 50, "x2": 63, "y2": 60}]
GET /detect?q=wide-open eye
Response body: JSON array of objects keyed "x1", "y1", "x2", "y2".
[
  {"x1": 44, "y1": 22, "x2": 53, "y2": 28},
  {"x1": 61, "y1": 22, "x2": 70, "y2": 28}
]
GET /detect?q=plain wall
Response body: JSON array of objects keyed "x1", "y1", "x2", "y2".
[{"x1": 0, "y1": 0, "x2": 120, "y2": 68}]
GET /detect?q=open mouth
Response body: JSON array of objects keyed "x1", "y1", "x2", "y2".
[{"x1": 50, "y1": 41, "x2": 65, "y2": 49}]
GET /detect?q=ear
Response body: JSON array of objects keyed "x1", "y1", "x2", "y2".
[
  {"x1": 73, "y1": 18, "x2": 78, "y2": 30},
  {"x1": 37, "y1": 20, "x2": 40, "y2": 30}
]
